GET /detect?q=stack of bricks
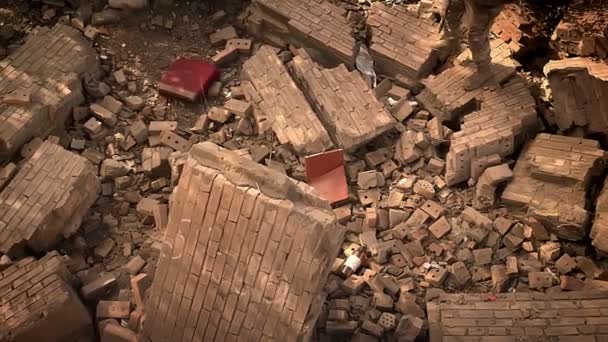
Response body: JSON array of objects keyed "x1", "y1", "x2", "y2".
[
  {"x1": 368, "y1": 2, "x2": 442, "y2": 80},
  {"x1": 0, "y1": 251, "x2": 92, "y2": 341},
  {"x1": 242, "y1": 46, "x2": 333, "y2": 154},
  {"x1": 551, "y1": 0, "x2": 608, "y2": 58},
  {"x1": 291, "y1": 49, "x2": 396, "y2": 152},
  {"x1": 502, "y1": 134, "x2": 605, "y2": 241},
  {"x1": 428, "y1": 291, "x2": 608, "y2": 340},
  {"x1": 0, "y1": 24, "x2": 98, "y2": 158},
  {"x1": 444, "y1": 76, "x2": 537, "y2": 186},
  {"x1": 143, "y1": 142, "x2": 344, "y2": 341},
  {"x1": 417, "y1": 40, "x2": 519, "y2": 121},
  {"x1": 0, "y1": 139, "x2": 99, "y2": 255},
  {"x1": 246, "y1": 0, "x2": 356, "y2": 66},
  {"x1": 544, "y1": 58, "x2": 608, "y2": 136},
  {"x1": 491, "y1": 3, "x2": 544, "y2": 57}
]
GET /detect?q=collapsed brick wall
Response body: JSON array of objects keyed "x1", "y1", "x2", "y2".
[
  {"x1": 0, "y1": 251, "x2": 92, "y2": 342},
  {"x1": 544, "y1": 58, "x2": 608, "y2": 135},
  {"x1": 144, "y1": 142, "x2": 344, "y2": 341},
  {"x1": 291, "y1": 49, "x2": 396, "y2": 152},
  {"x1": 246, "y1": 0, "x2": 356, "y2": 66},
  {"x1": 0, "y1": 139, "x2": 100, "y2": 255},
  {"x1": 417, "y1": 40, "x2": 518, "y2": 121},
  {"x1": 445, "y1": 76, "x2": 537, "y2": 185},
  {"x1": 491, "y1": 4, "x2": 545, "y2": 57},
  {"x1": 551, "y1": 0, "x2": 608, "y2": 58},
  {"x1": 368, "y1": 2, "x2": 442, "y2": 80},
  {"x1": 428, "y1": 291, "x2": 608, "y2": 340},
  {"x1": 0, "y1": 24, "x2": 98, "y2": 158},
  {"x1": 241, "y1": 46, "x2": 333, "y2": 155},
  {"x1": 502, "y1": 133, "x2": 605, "y2": 241}
]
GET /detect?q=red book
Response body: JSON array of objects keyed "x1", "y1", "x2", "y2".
[{"x1": 159, "y1": 58, "x2": 220, "y2": 102}]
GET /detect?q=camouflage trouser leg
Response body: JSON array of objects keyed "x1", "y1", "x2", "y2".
[{"x1": 464, "y1": 0, "x2": 503, "y2": 69}]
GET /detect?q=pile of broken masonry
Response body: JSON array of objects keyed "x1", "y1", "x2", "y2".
[{"x1": 1, "y1": 0, "x2": 608, "y2": 341}]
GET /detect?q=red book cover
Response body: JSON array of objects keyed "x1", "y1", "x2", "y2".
[{"x1": 159, "y1": 58, "x2": 220, "y2": 102}]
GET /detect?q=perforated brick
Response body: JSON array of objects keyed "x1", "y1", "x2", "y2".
[{"x1": 143, "y1": 142, "x2": 344, "y2": 342}]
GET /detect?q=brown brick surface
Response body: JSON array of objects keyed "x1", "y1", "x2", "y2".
[
  {"x1": 242, "y1": 46, "x2": 333, "y2": 155},
  {"x1": 502, "y1": 133, "x2": 605, "y2": 241},
  {"x1": 0, "y1": 140, "x2": 100, "y2": 255},
  {"x1": 429, "y1": 291, "x2": 608, "y2": 341},
  {"x1": 368, "y1": 2, "x2": 442, "y2": 79},
  {"x1": 592, "y1": 178, "x2": 608, "y2": 254},
  {"x1": 550, "y1": 0, "x2": 608, "y2": 58},
  {"x1": 417, "y1": 40, "x2": 519, "y2": 121},
  {"x1": 143, "y1": 142, "x2": 344, "y2": 341},
  {"x1": 444, "y1": 76, "x2": 537, "y2": 185},
  {"x1": 246, "y1": 0, "x2": 356, "y2": 65},
  {"x1": 291, "y1": 49, "x2": 396, "y2": 152},
  {"x1": 0, "y1": 251, "x2": 92, "y2": 342},
  {"x1": 0, "y1": 24, "x2": 98, "y2": 158},
  {"x1": 544, "y1": 58, "x2": 608, "y2": 136}
]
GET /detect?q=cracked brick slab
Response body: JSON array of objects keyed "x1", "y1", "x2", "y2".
[
  {"x1": 143, "y1": 142, "x2": 344, "y2": 342},
  {"x1": 242, "y1": 46, "x2": 333, "y2": 155},
  {"x1": 0, "y1": 24, "x2": 98, "y2": 159},
  {"x1": 0, "y1": 139, "x2": 100, "y2": 255},
  {"x1": 291, "y1": 49, "x2": 396, "y2": 152}
]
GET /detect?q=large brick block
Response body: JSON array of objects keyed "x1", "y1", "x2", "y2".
[
  {"x1": 291, "y1": 49, "x2": 396, "y2": 152},
  {"x1": 242, "y1": 46, "x2": 333, "y2": 155},
  {"x1": 0, "y1": 251, "x2": 92, "y2": 342},
  {"x1": 0, "y1": 140, "x2": 100, "y2": 255},
  {"x1": 428, "y1": 290, "x2": 608, "y2": 340},
  {"x1": 417, "y1": 40, "x2": 518, "y2": 121},
  {"x1": 143, "y1": 142, "x2": 344, "y2": 341},
  {"x1": 502, "y1": 134, "x2": 605, "y2": 241},
  {"x1": 544, "y1": 58, "x2": 608, "y2": 136},
  {"x1": 246, "y1": 0, "x2": 356, "y2": 66},
  {"x1": 0, "y1": 24, "x2": 98, "y2": 159},
  {"x1": 444, "y1": 76, "x2": 537, "y2": 185},
  {"x1": 550, "y1": 0, "x2": 608, "y2": 58},
  {"x1": 368, "y1": 2, "x2": 442, "y2": 80}
]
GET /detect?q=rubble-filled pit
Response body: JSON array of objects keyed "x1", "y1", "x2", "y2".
[{"x1": 1, "y1": 0, "x2": 608, "y2": 341}]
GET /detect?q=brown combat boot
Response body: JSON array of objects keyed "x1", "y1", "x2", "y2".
[{"x1": 463, "y1": 65, "x2": 494, "y2": 91}]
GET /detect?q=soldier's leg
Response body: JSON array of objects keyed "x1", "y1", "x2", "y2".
[{"x1": 463, "y1": 2, "x2": 503, "y2": 90}]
